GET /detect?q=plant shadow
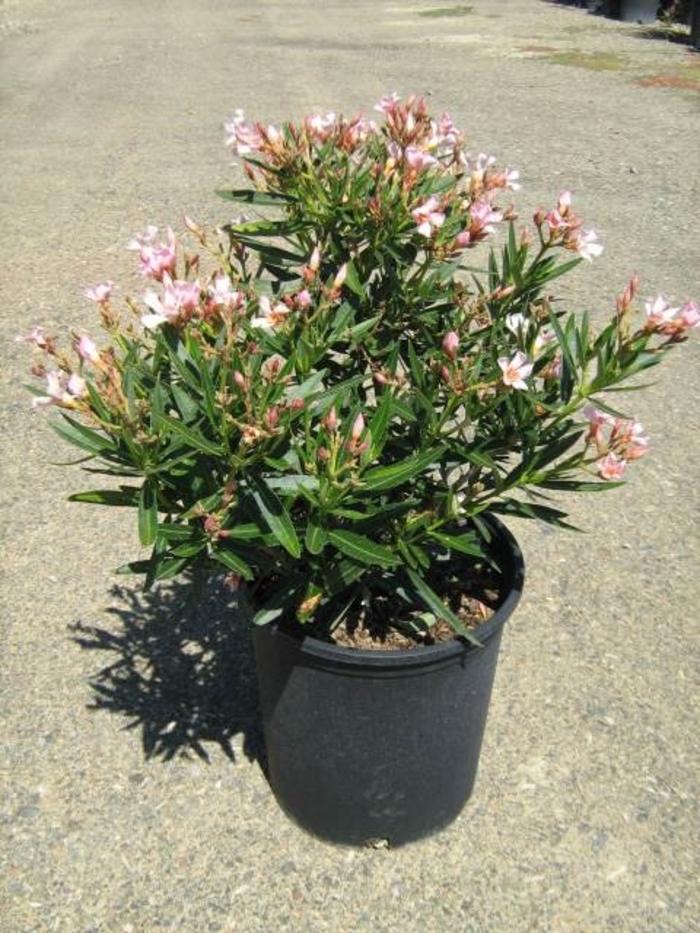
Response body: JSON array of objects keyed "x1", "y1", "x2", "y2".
[{"x1": 70, "y1": 578, "x2": 266, "y2": 768}]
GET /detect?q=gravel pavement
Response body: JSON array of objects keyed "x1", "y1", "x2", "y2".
[{"x1": 1, "y1": 1, "x2": 699, "y2": 931}]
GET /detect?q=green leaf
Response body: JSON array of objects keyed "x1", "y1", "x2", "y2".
[
  {"x1": 159, "y1": 414, "x2": 224, "y2": 456},
  {"x1": 215, "y1": 188, "x2": 290, "y2": 207},
  {"x1": 428, "y1": 531, "x2": 486, "y2": 560},
  {"x1": 327, "y1": 529, "x2": 399, "y2": 568},
  {"x1": 362, "y1": 447, "x2": 443, "y2": 492},
  {"x1": 69, "y1": 486, "x2": 141, "y2": 507},
  {"x1": 211, "y1": 546, "x2": 254, "y2": 579},
  {"x1": 368, "y1": 392, "x2": 393, "y2": 458},
  {"x1": 305, "y1": 518, "x2": 328, "y2": 555},
  {"x1": 405, "y1": 567, "x2": 481, "y2": 646},
  {"x1": 52, "y1": 415, "x2": 117, "y2": 457},
  {"x1": 536, "y1": 478, "x2": 624, "y2": 493},
  {"x1": 489, "y1": 498, "x2": 582, "y2": 530},
  {"x1": 138, "y1": 481, "x2": 159, "y2": 546},
  {"x1": 343, "y1": 260, "x2": 367, "y2": 300},
  {"x1": 248, "y1": 475, "x2": 301, "y2": 558}
]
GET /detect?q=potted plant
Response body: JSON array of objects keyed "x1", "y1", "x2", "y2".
[{"x1": 20, "y1": 95, "x2": 698, "y2": 847}]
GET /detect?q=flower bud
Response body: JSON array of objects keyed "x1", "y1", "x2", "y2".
[
  {"x1": 323, "y1": 406, "x2": 339, "y2": 432},
  {"x1": 442, "y1": 331, "x2": 459, "y2": 361},
  {"x1": 333, "y1": 264, "x2": 348, "y2": 291},
  {"x1": 351, "y1": 413, "x2": 365, "y2": 441}
]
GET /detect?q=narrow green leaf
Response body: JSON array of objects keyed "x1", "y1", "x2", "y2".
[
  {"x1": 327, "y1": 529, "x2": 399, "y2": 568},
  {"x1": 211, "y1": 547, "x2": 254, "y2": 579},
  {"x1": 249, "y1": 475, "x2": 301, "y2": 558},
  {"x1": 428, "y1": 531, "x2": 486, "y2": 559},
  {"x1": 305, "y1": 518, "x2": 328, "y2": 555},
  {"x1": 138, "y1": 481, "x2": 159, "y2": 546},
  {"x1": 159, "y1": 414, "x2": 224, "y2": 456},
  {"x1": 343, "y1": 260, "x2": 367, "y2": 300},
  {"x1": 69, "y1": 487, "x2": 141, "y2": 507},
  {"x1": 52, "y1": 415, "x2": 117, "y2": 456},
  {"x1": 215, "y1": 188, "x2": 290, "y2": 206},
  {"x1": 405, "y1": 567, "x2": 481, "y2": 646},
  {"x1": 362, "y1": 447, "x2": 443, "y2": 492}
]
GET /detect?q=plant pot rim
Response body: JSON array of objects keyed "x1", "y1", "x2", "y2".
[{"x1": 263, "y1": 514, "x2": 525, "y2": 672}]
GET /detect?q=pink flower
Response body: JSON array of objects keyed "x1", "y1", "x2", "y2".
[
  {"x1": 32, "y1": 371, "x2": 87, "y2": 409},
  {"x1": 436, "y1": 113, "x2": 460, "y2": 149},
  {"x1": 76, "y1": 335, "x2": 101, "y2": 365},
  {"x1": 250, "y1": 295, "x2": 291, "y2": 331},
  {"x1": 141, "y1": 274, "x2": 201, "y2": 329},
  {"x1": 305, "y1": 112, "x2": 336, "y2": 140},
  {"x1": 575, "y1": 229, "x2": 604, "y2": 261},
  {"x1": 411, "y1": 196, "x2": 445, "y2": 238},
  {"x1": 405, "y1": 146, "x2": 438, "y2": 172},
  {"x1": 596, "y1": 453, "x2": 627, "y2": 481},
  {"x1": 224, "y1": 109, "x2": 264, "y2": 155},
  {"x1": 208, "y1": 274, "x2": 243, "y2": 310},
  {"x1": 498, "y1": 351, "x2": 533, "y2": 390},
  {"x1": 545, "y1": 192, "x2": 575, "y2": 232},
  {"x1": 67, "y1": 373, "x2": 87, "y2": 398},
  {"x1": 453, "y1": 230, "x2": 472, "y2": 250},
  {"x1": 467, "y1": 153, "x2": 497, "y2": 182},
  {"x1": 84, "y1": 282, "x2": 114, "y2": 304},
  {"x1": 470, "y1": 201, "x2": 503, "y2": 236},
  {"x1": 611, "y1": 418, "x2": 649, "y2": 461},
  {"x1": 127, "y1": 226, "x2": 177, "y2": 280},
  {"x1": 15, "y1": 326, "x2": 49, "y2": 348},
  {"x1": 644, "y1": 296, "x2": 700, "y2": 338},
  {"x1": 490, "y1": 167, "x2": 521, "y2": 192},
  {"x1": 374, "y1": 93, "x2": 400, "y2": 114},
  {"x1": 679, "y1": 301, "x2": 700, "y2": 329},
  {"x1": 583, "y1": 405, "x2": 614, "y2": 449}
]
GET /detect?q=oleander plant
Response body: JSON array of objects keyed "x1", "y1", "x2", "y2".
[{"x1": 21, "y1": 94, "x2": 698, "y2": 643}]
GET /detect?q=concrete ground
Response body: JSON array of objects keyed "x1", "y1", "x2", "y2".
[{"x1": 1, "y1": 1, "x2": 699, "y2": 931}]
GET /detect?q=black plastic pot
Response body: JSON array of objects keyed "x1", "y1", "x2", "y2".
[{"x1": 253, "y1": 515, "x2": 524, "y2": 847}]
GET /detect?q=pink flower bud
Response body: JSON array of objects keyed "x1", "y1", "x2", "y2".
[
  {"x1": 233, "y1": 371, "x2": 247, "y2": 390},
  {"x1": 309, "y1": 246, "x2": 321, "y2": 272},
  {"x1": 295, "y1": 289, "x2": 312, "y2": 309},
  {"x1": 323, "y1": 407, "x2": 339, "y2": 432},
  {"x1": 77, "y1": 335, "x2": 101, "y2": 365},
  {"x1": 442, "y1": 331, "x2": 459, "y2": 361},
  {"x1": 333, "y1": 264, "x2": 348, "y2": 291},
  {"x1": 351, "y1": 413, "x2": 365, "y2": 441}
]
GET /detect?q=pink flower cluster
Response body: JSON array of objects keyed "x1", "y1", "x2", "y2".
[
  {"x1": 644, "y1": 296, "x2": 700, "y2": 339},
  {"x1": 536, "y1": 191, "x2": 604, "y2": 262},
  {"x1": 127, "y1": 226, "x2": 177, "y2": 280},
  {"x1": 584, "y1": 405, "x2": 649, "y2": 480},
  {"x1": 32, "y1": 370, "x2": 87, "y2": 409}
]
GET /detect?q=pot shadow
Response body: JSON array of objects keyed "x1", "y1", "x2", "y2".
[{"x1": 70, "y1": 578, "x2": 267, "y2": 768}]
